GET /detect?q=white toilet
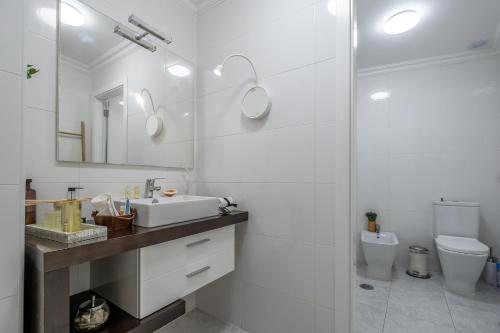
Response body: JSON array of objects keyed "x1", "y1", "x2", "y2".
[
  {"x1": 434, "y1": 201, "x2": 489, "y2": 295},
  {"x1": 361, "y1": 230, "x2": 399, "y2": 280}
]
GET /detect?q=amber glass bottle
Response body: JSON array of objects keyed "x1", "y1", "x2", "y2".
[{"x1": 25, "y1": 179, "x2": 36, "y2": 225}]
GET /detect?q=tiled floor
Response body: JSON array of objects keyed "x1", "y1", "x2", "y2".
[
  {"x1": 156, "y1": 309, "x2": 249, "y2": 333},
  {"x1": 356, "y1": 265, "x2": 500, "y2": 333}
]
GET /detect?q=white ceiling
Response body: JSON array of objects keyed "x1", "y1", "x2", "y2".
[
  {"x1": 188, "y1": 0, "x2": 211, "y2": 5},
  {"x1": 184, "y1": 0, "x2": 217, "y2": 11},
  {"x1": 60, "y1": 0, "x2": 126, "y2": 67},
  {"x1": 357, "y1": 0, "x2": 500, "y2": 69}
]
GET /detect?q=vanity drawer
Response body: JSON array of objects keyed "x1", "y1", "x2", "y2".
[
  {"x1": 139, "y1": 245, "x2": 235, "y2": 318},
  {"x1": 140, "y1": 225, "x2": 234, "y2": 281}
]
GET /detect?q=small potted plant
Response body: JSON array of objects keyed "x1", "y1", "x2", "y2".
[{"x1": 366, "y1": 211, "x2": 378, "y2": 232}]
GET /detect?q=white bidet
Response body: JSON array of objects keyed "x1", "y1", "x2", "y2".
[{"x1": 361, "y1": 230, "x2": 399, "y2": 280}]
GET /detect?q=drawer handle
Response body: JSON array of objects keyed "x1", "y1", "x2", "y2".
[
  {"x1": 186, "y1": 238, "x2": 211, "y2": 248},
  {"x1": 186, "y1": 266, "x2": 211, "y2": 278}
]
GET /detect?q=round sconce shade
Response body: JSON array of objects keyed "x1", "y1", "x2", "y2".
[
  {"x1": 242, "y1": 86, "x2": 271, "y2": 120},
  {"x1": 145, "y1": 115, "x2": 163, "y2": 137}
]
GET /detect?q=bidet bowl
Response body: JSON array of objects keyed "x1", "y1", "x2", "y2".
[{"x1": 361, "y1": 230, "x2": 399, "y2": 280}]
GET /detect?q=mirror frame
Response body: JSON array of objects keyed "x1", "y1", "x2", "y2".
[{"x1": 55, "y1": 0, "x2": 195, "y2": 169}]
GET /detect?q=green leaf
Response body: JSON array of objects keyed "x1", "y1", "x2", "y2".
[{"x1": 27, "y1": 65, "x2": 40, "y2": 79}]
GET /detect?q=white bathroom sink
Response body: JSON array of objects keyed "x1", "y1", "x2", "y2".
[{"x1": 115, "y1": 195, "x2": 220, "y2": 228}]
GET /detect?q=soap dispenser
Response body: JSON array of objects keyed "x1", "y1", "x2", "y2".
[{"x1": 59, "y1": 187, "x2": 84, "y2": 232}]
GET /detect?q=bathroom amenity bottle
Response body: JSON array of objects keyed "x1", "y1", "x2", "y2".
[
  {"x1": 497, "y1": 262, "x2": 500, "y2": 288},
  {"x1": 25, "y1": 179, "x2": 36, "y2": 225},
  {"x1": 124, "y1": 185, "x2": 132, "y2": 200},
  {"x1": 133, "y1": 185, "x2": 141, "y2": 199}
]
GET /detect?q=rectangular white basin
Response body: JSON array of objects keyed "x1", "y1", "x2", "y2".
[{"x1": 115, "y1": 195, "x2": 220, "y2": 228}]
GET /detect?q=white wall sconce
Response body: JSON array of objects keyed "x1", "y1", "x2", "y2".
[
  {"x1": 213, "y1": 54, "x2": 271, "y2": 120},
  {"x1": 138, "y1": 88, "x2": 163, "y2": 137}
]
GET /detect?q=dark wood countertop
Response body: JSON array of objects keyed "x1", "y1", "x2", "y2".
[{"x1": 26, "y1": 211, "x2": 248, "y2": 273}]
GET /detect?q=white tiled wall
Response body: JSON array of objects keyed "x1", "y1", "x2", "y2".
[
  {"x1": 194, "y1": 1, "x2": 336, "y2": 332},
  {"x1": 0, "y1": 0, "x2": 24, "y2": 331},
  {"x1": 357, "y1": 54, "x2": 500, "y2": 271},
  {"x1": 23, "y1": 0, "x2": 196, "y2": 295}
]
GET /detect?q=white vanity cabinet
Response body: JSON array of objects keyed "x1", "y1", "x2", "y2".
[{"x1": 91, "y1": 225, "x2": 235, "y2": 319}]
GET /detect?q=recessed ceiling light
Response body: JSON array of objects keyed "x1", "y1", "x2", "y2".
[
  {"x1": 384, "y1": 10, "x2": 420, "y2": 35},
  {"x1": 167, "y1": 64, "x2": 191, "y2": 77},
  {"x1": 61, "y1": 2, "x2": 85, "y2": 26},
  {"x1": 370, "y1": 91, "x2": 390, "y2": 101}
]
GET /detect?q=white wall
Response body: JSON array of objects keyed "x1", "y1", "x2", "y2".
[
  {"x1": 58, "y1": 62, "x2": 92, "y2": 161},
  {"x1": 24, "y1": 0, "x2": 196, "y2": 295},
  {"x1": 0, "y1": 0, "x2": 24, "y2": 331},
  {"x1": 194, "y1": 1, "x2": 337, "y2": 332},
  {"x1": 357, "y1": 54, "x2": 500, "y2": 271}
]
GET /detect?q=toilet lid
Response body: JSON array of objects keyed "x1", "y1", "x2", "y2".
[{"x1": 435, "y1": 235, "x2": 489, "y2": 255}]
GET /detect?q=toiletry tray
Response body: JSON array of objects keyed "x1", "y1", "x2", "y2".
[
  {"x1": 92, "y1": 209, "x2": 137, "y2": 232},
  {"x1": 26, "y1": 223, "x2": 108, "y2": 244}
]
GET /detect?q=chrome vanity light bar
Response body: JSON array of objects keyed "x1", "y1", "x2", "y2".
[
  {"x1": 128, "y1": 15, "x2": 173, "y2": 44},
  {"x1": 114, "y1": 25, "x2": 157, "y2": 52}
]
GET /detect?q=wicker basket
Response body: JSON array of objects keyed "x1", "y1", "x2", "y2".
[{"x1": 92, "y1": 209, "x2": 136, "y2": 232}]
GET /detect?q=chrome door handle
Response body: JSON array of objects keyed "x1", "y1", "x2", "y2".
[
  {"x1": 185, "y1": 266, "x2": 211, "y2": 278},
  {"x1": 186, "y1": 238, "x2": 211, "y2": 247}
]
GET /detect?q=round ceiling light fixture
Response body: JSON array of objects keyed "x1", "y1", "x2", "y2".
[
  {"x1": 167, "y1": 64, "x2": 191, "y2": 77},
  {"x1": 370, "y1": 91, "x2": 390, "y2": 101},
  {"x1": 61, "y1": 2, "x2": 85, "y2": 26},
  {"x1": 384, "y1": 10, "x2": 420, "y2": 35}
]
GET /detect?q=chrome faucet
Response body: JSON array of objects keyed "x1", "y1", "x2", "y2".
[{"x1": 144, "y1": 178, "x2": 164, "y2": 198}]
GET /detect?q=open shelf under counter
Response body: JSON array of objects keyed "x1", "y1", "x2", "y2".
[
  {"x1": 70, "y1": 291, "x2": 185, "y2": 333},
  {"x1": 24, "y1": 211, "x2": 248, "y2": 333}
]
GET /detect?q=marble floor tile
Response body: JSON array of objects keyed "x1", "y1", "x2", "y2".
[
  {"x1": 390, "y1": 269, "x2": 444, "y2": 297},
  {"x1": 355, "y1": 319, "x2": 383, "y2": 333},
  {"x1": 383, "y1": 311, "x2": 456, "y2": 333},
  {"x1": 356, "y1": 265, "x2": 460, "y2": 333},
  {"x1": 355, "y1": 301, "x2": 387, "y2": 331},
  {"x1": 356, "y1": 266, "x2": 392, "y2": 308},
  {"x1": 157, "y1": 309, "x2": 248, "y2": 333},
  {"x1": 449, "y1": 304, "x2": 500, "y2": 333},
  {"x1": 356, "y1": 264, "x2": 500, "y2": 333},
  {"x1": 386, "y1": 291, "x2": 454, "y2": 328},
  {"x1": 445, "y1": 282, "x2": 500, "y2": 314}
]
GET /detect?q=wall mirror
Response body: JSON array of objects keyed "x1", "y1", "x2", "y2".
[{"x1": 56, "y1": 0, "x2": 194, "y2": 168}]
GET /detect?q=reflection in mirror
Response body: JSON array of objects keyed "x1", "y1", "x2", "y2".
[{"x1": 57, "y1": 0, "x2": 194, "y2": 168}]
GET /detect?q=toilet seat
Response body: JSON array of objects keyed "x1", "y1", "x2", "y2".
[{"x1": 435, "y1": 235, "x2": 488, "y2": 255}]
